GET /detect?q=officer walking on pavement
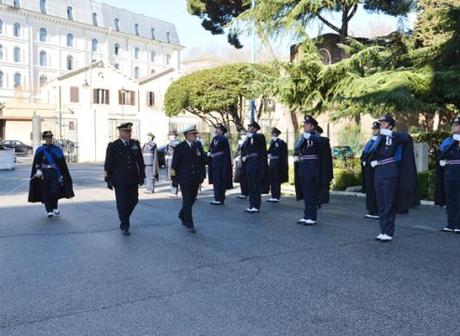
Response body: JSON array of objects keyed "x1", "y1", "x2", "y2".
[
  {"x1": 104, "y1": 122, "x2": 145, "y2": 236},
  {"x1": 294, "y1": 116, "x2": 333, "y2": 225},
  {"x1": 368, "y1": 115, "x2": 418, "y2": 242},
  {"x1": 361, "y1": 121, "x2": 381, "y2": 220},
  {"x1": 28, "y1": 131, "x2": 74, "y2": 217},
  {"x1": 142, "y1": 132, "x2": 160, "y2": 194},
  {"x1": 267, "y1": 127, "x2": 288, "y2": 203},
  {"x1": 208, "y1": 124, "x2": 233, "y2": 205},
  {"x1": 241, "y1": 121, "x2": 269, "y2": 213},
  {"x1": 171, "y1": 126, "x2": 206, "y2": 233},
  {"x1": 435, "y1": 116, "x2": 460, "y2": 234}
]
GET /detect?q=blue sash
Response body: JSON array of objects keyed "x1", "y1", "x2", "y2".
[
  {"x1": 440, "y1": 137, "x2": 455, "y2": 154},
  {"x1": 41, "y1": 146, "x2": 62, "y2": 177}
]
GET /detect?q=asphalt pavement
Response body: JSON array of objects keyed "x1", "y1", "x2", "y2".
[{"x1": 0, "y1": 164, "x2": 459, "y2": 336}]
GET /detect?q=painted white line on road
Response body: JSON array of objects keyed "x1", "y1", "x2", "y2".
[{"x1": 412, "y1": 225, "x2": 438, "y2": 232}]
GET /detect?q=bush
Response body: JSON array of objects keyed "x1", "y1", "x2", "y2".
[
  {"x1": 333, "y1": 157, "x2": 360, "y2": 169},
  {"x1": 332, "y1": 168, "x2": 362, "y2": 191},
  {"x1": 418, "y1": 169, "x2": 436, "y2": 201}
]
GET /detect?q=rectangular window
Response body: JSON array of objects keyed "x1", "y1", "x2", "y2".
[
  {"x1": 93, "y1": 88, "x2": 110, "y2": 104},
  {"x1": 70, "y1": 87, "x2": 79, "y2": 103},
  {"x1": 146, "y1": 91, "x2": 155, "y2": 107},
  {"x1": 119, "y1": 90, "x2": 136, "y2": 106}
]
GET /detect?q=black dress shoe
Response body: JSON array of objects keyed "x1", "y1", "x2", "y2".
[
  {"x1": 188, "y1": 227, "x2": 196, "y2": 234},
  {"x1": 122, "y1": 229, "x2": 131, "y2": 236}
]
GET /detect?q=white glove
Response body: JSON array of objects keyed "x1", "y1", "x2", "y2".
[
  {"x1": 453, "y1": 134, "x2": 460, "y2": 141},
  {"x1": 242, "y1": 156, "x2": 247, "y2": 162},
  {"x1": 293, "y1": 156, "x2": 299, "y2": 162},
  {"x1": 362, "y1": 161, "x2": 366, "y2": 167},
  {"x1": 207, "y1": 152, "x2": 212, "y2": 157},
  {"x1": 35, "y1": 169, "x2": 43, "y2": 178},
  {"x1": 440, "y1": 160, "x2": 447, "y2": 167},
  {"x1": 380, "y1": 128, "x2": 393, "y2": 137},
  {"x1": 303, "y1": 132, "x2": 311, "y2": 140},
  {"x1": 370, "y1": 160, "x2": 378, "y2": 168}
]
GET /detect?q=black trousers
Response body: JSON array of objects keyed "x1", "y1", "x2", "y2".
[
  {"x1": 239, "y1": 168, "x2": 248, "y2": 196},
  {"x1": 269, "y1": 161, "x2": 281, "y2": 199},
  {"x1": 179, "y1": 180, "x2": 200, "y2": 228},
  {"x1": 300, "y1": 175, "x2": 319, "y2": 220},
  {"x1": 42, "y1": 169, "x2": 60, "y2": 213},
  {"x1": 246, "y1": 162, "x2": 261, "y2": 210},
  {"x1": 114, "y1": 185, "x2": 139, "y2": 230},
  {"x1": 374, "y1": 176, "x2": 398, "y2": 236},
  {"x1": 363, "y1": 168, "x2": 378, "y2": 216},
  {"x1": 444, "y1": 178, "x2": 460, "y2": 230},
  {"x1": 212, "y1": 167, "x2": 226, "y2": 203}
]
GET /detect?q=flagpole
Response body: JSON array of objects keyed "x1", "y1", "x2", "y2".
[{"x1": 250, "y1": 0, "x2": 256, "y2": 122}]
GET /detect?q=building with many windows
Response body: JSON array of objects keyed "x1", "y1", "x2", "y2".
[
  {"x1": 0, "y1": 0, "x2": 192, "y2": 160},
  {"x1": 0, "y1": 0, "x2": 181, "y2": 101}
]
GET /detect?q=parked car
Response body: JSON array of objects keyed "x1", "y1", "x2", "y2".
[
  {"x1": 331, "y1": 146, "x2": 355, "y2": 160},
  {"x1": 0, "y1": 140, "x2": 33, "y2": 155}
]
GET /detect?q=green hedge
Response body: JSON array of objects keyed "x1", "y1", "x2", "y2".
[
  {"x1": 418, "y1": 169, "x2": 436, "y2": 201},
  {"x1": 332, "y1": 168, "x2": 362, "y2": 191}
]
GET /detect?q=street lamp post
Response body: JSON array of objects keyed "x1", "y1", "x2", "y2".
[{"x1": 250, "y1": 0, "x2": 256, "y2": 123}]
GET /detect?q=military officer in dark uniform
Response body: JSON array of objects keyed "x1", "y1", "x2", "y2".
[
  {"x1": 104, "y1": 122, "x2": 145, "y2": 236},
  {"x1": 294, "y1": 116, "x2": 333, "y2": 225},
  {"x1": 267, "y1": 127, "x2": 289, "y2": 203},
  {"x1": 435, "y1": 116, "x2": 460, "y2": 234},
  {"x1": 208, "y1": 124, "x2": 233, "y2": 205},
  {"x1": 368, "y1": 115, "x2": 418, "y2": 242},
  {"x1": 171, "y1": 126, "x2": 206, "y2": 233},
  {"x1": 28, "y1": 131, "x2": 75, "y2": 217},
  {"x1": 241, "y1": 121, "x2": 269, "y2": 213},
  {"x1": 361, "y1": 121, "x2": 381, "y2": 219},
  {"x1": 234, "y1": 130, "x2": 248, "y2": 199}
]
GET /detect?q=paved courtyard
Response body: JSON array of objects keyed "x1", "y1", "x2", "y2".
[{"x1": 0, "y1": 164, "x2": 459, "y2": 336}]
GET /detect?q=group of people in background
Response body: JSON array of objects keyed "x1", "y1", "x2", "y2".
[{"x1": 27, "y1": 114, "x2": 460, "y2": 241}]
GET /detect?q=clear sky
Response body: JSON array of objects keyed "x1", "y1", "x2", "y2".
[{"x1": 104, "y1": 0, "x2": 417, "y2": 60}]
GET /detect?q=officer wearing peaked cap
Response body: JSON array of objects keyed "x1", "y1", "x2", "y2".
[
  {"x1": 267, "y1": 127, "x2": 288, "y2": 203},
  {"x1": 294, "y1": 115, "x2": 333, "y2": 225},
  {"x1": 436, "y1": 116, "x2": 460, "y2": 234},
  {"x1": 367, "y1": 114, "x2": 418, "y2": 242},
  {"x1": 28, "y1": 131, "x2": 75, "y2": 217},
  {"x1": 361, "y1": 121, "x2": 381, "y2": 220},
  {"x1": 171, "y1": 125, "x2": 206, "y2": 233},
  {"x1": 104, "y1": 122, "x2": 145, "y2": 236},
  {"x1": 208, "y1": 124, "x2": 233, "y2": 205},
  {"x1": 241, "y1": 121, "x2": 269, "y2": 213}
]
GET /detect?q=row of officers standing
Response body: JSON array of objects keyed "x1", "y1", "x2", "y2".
[{"x1": 28, "y1": 115, "x2": 460, "y2": 241}]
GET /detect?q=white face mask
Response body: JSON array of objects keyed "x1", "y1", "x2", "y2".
[
  {"x1": 271, "y1": 136, "x2": 278, "y2": 141},
  {"x1": 380, "y1": 128, "x2": 392, "y2": 136},
  {"x1": 372, "y1": 135, "x2": 378, "y2": 141},
  {"x1": 453, "y1": 134, "x2": 460, "y2": 141},
  {"x1": 303, "y1": 132, "x2": 311, "y2": 139},
  {"x1": 246, "y1": 132, "x2": 253, "y2": 138}
]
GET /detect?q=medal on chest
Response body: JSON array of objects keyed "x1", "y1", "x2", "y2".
[{"x1": 385, "y1": 136, "x2": 392, "y2": 146}]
